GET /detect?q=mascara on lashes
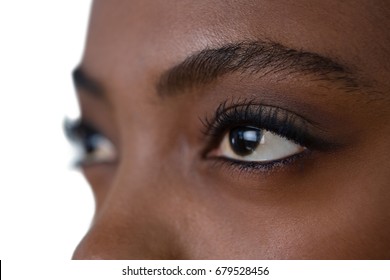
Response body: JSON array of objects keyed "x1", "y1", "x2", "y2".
[{"x1": 201, "y1": 100, "x2": 337, "y2": 154}]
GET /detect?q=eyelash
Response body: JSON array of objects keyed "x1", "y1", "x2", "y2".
[
  {"x1": 64, "y1": 100, "x2": 332, "y2": 172},
  {"x1": 201, "y1": 99, "x2": 333, "y2": 168},
  {"x1": 64, "y1": 118, "x2": 106, "y2": 166}
]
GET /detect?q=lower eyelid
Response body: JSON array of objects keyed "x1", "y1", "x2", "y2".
[{"x1": 207, "y1": 148, "x2": 311, "y2": 174}]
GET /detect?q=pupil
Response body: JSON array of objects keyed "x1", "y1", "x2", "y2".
[
  {"x1": 84, "y1": 133, "x2": 99, "y2": 154},
  {"x1": 229, "y1": 127, "x2": 263, "y2": 156},
  {"x1": 77, "y1": 126, "x2": 100, "y2": 154}
]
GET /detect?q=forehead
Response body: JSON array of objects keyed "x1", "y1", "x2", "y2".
[{"x1": 83, "y1": 0, "x2": 390, "y2": 91}]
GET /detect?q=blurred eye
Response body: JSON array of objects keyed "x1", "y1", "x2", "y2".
[
  {"x1": 64, "y1": 119, "x2": 117, "y2": 166},
  {"x1": 213, "y1": 126, "x2": 305, "y2": 162}
]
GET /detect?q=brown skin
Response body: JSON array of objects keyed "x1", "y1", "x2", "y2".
[{"x1": 72, "y1": 0, "x2": 390, "y2": 259}]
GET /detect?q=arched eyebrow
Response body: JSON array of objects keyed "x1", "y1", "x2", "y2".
[
  {"x1": 73, "y1": 40, "x2": 379, "y2": 100},
  {"x1": 157, "y1": 40, "x2": 373, "y2": 97}
]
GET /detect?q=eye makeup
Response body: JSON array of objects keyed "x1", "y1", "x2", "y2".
[{"x1": 200, "y1": 98, "x2": 339, "y2": 170}]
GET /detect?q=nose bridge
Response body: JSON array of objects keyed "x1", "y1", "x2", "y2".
[
  {"x1": 73, "y1": 163, "x2": 184, "y2": 259},
  {"x1": 72, "y1": 101, "x2": 193, "y2": 259}
]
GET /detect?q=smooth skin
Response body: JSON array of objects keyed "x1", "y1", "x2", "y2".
[{"x1": 72, "y1": 0, "x2": 390, "y2": 259}]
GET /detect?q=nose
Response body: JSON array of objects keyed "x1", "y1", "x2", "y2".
[
  {"x1": 72, "y1": 177, "x2": 184, "y2": 259},
  {"x1": 72, "y1": 217, "x2": 179, "y2": 259}
]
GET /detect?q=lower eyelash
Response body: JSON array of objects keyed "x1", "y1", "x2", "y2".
[{"x1": 207, "y1": 149, "x2": 310, "y2": 174}]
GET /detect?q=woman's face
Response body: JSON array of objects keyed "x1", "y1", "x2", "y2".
[{"x1": 70, "y1": 0, "x2": 390, "y2": 259}]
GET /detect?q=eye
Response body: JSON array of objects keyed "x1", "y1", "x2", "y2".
[
  {"x1": 213, "y1": 126, "x2": 305, "y2": 163},
  {"x1": 64, "y1": 119, "x2": 117, "y2": 166}
]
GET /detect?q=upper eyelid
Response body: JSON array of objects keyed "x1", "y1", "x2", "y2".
[
  {"x1": 215, "y1": 99, "x2": 321, "y2": 128},
  {"x1": 64, "y1": 118, "x2": 101, "y2": 142},
  {"x1": 201, "y1": 99, "x2": 324, "y2": 137}
]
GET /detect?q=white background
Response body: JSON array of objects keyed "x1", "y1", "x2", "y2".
[
  {"x1": 0, "y1": 1, "x2": 389, "y2": 280},
  {"x1": 0, "y1": 0, "x2": 93, "y2": 260}
]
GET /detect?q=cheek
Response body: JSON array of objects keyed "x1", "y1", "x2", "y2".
[
  {"x1": 78, "y1": 158, "x2": 390, "y2": 259},
  {"x1": 260, "y1": 151, "x2": 390, "y2": 259},
  {"x1": 182, "y1": 147, "x2": 390, "y2": 259},
  {"x1": 77, "y1": 101, "x2": 390, "y2": 259}
]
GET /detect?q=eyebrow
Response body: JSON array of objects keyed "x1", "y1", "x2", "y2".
[
  {"x1": 72, "y1": 67, "x2": 105, "y2": 98},
  {"x1": 157, "y1": 40, "x2": 371, "y2": 96},
  {"x1": 73, "y1": 40, "x2": 375, "y2": 100}
]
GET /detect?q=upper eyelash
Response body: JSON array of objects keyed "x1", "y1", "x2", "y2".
[
  {"x1": 64, "y1": 118, "x2": 99, "y2": 143},
  {"x1": 200, "y1": 99, "x2": 335, "y2": 152},
  {"x1": 201, "y1": 98, "x2": 306, "y2": 138},
  {"x1": 202, "y1": 98, "x2": 311, "y2": 135}
]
